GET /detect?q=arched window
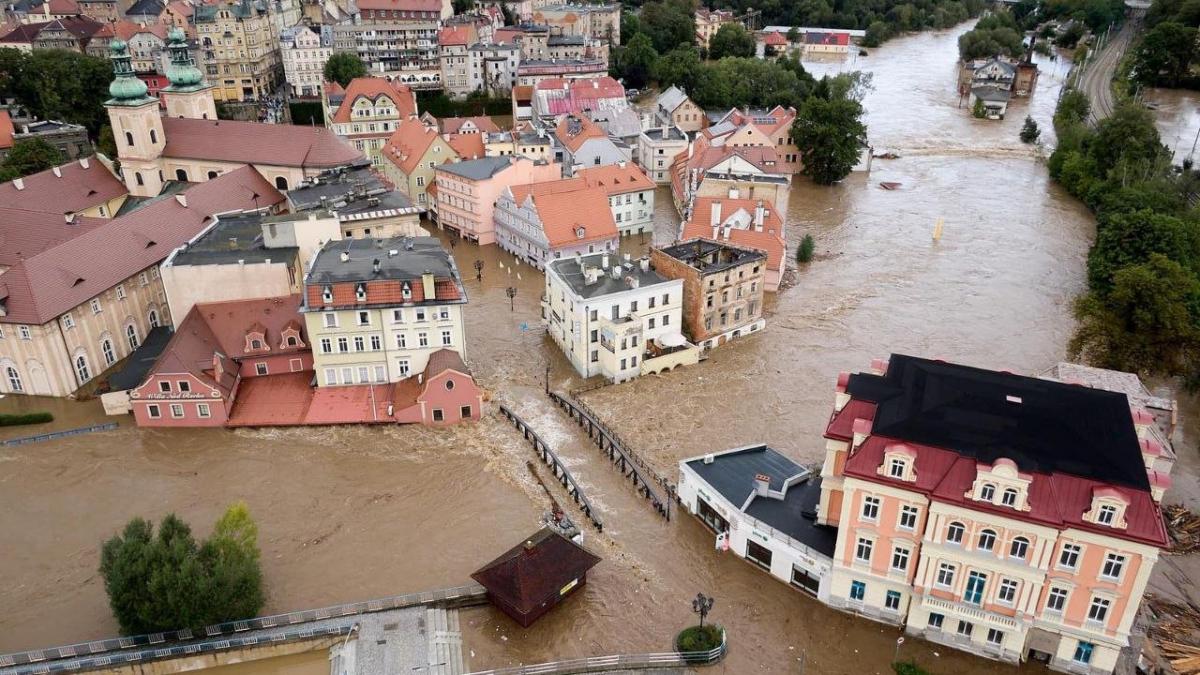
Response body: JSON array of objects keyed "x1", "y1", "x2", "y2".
[
  {"x1": 135, "y1": 172, "x2": 144, "y2": 186},
  {"x1": 978, "y1": 529, "x2": 997, "y2": 552},
  {"x1": 126, "y1": 324, "x2": 139, "y2": 351},
  {"x1": 980, "y1": 483, "x2": 996, "y2": 501},
  {"x1": 101, "y1": 338, "x2": 115, "y2": 366},
  {"x1": 175, "y1": 168, "x2": 188, "y2": 182},
  {"x1": 274, "y1": 176, "x2": 289, "y2": 190},
  {"x1": 207, "y1": 170, "x2": 218, "y2": 179},
  {"x1": 1001, "y1": 488, "x2": 1018, "y2": 507},
  {"x1": 286, "y1": 335, "x2": 298, "y2": 347},
  {"x1": 946, "y1": 521, "x2": 965, "y2": 544},
  {"x1": 124, "y1": 131, "x2": 134, "y2": 147},
  {"x1": 75, "y1": 354, "x2": 91, "y2": 383},
  {"x1": 5, "y1": 365, "x2": 23, "y2": 392},
  {"x1": 150, "y1": 129, "x2": 157, "y2": 144},
  {"x1": 1010, "y1": 537, "x2": 1030, "y2": 560},
  {"x1": 148, "y1": 309, "x2": 159, "y2": 328}
]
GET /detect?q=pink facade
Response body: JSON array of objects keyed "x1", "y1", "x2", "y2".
[
  {"x1": 434, "y1": 156, "x2": 560, "y2": 245},
  {"x1": 393, "y1": 366, "x2": 483, "y2": 425},
  {"x1": 131, "y1": 371, "x2": 229, "y2": 427}
]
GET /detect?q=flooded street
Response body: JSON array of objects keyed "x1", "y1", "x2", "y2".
[
  {"x1": 1144, "y1": 87, "x2": 1200, "y2": 163},
  {"x1": 0, "y1": 22, "x2": 1128, "y2": 675}
]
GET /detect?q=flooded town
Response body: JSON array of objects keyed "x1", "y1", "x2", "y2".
[{"x1": 3, "y1": 1, "x2": 1200, "y2": 675}]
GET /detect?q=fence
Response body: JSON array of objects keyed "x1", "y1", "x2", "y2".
[
  {"x1": 1, "y1": 422, "x2": 118, "y2": 447},
  {"x1": 465, "y1": 629, "x2": 727, "y2": 675},
  {"x1": 0, "y1": 585, "x2": 486, "y2": 671},
  {"x1": 499, "y1": 404, "x2": 604, "y2": 531}
]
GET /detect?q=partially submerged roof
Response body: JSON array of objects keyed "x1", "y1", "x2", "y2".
[
  {"x1": 471, "y1": 528, "x2": 600, "y2": 615},
  {"x1": 656, "y1": 238, "x2": 766, "y2": 276}
]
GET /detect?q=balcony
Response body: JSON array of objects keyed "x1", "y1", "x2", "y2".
[
  {"x1": 921, "y1": 596, "x2": 1019, "y2": 629},
  {"x1": 641, "y1": 335, "x2": 699, "y2": 376}
]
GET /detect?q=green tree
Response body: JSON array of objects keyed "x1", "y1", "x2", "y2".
[
  {"x1": 99, "y1": 505, "x2": 265, "y2": 635},
  {"x1": 1070, "y1": 254, "x2": 1200, "y2": 375},
  {"x1": 621, "y1": 11, "x2": 643, "y2": 45},
  {"x1": 972, "y1": 97, "x2": 986, "y2": 118},
  {"x1": 863, "y1": 21, "x2": 891, "y2": 47},
  {"x1": 1019, "y1": 115, "x2": 1041, "y2": 143},
  {"x1": 640, "y1": 0, "x2": 696, "y2": 53},
  {"x1": 797, "y1": 234, "x2": 816, "y2": 262},
  {"x1": 0, "y1": 138, "x2": 64, "y2": 181},
  {"x1": 1055, "y1": 89, "x2": 1091, "y2": 129},
  {"x1": 958, "y1": 18, "x2": 1026, "y2": 59},
  {"x1": 1132, "y1": 21, "x2": 1198, "y2": 87},
  {"x1": 11, "y1": 49, "x2": 112, "y2": 136},
  {"x1": 323, "y1": 52, "x2": 367, "y2": 88},
  {"x1": 1088, "y1": 103, "x2": 1166, "y2": 178},
  {"x1": 654, "y1": 46, "x2": 704, "y2": 92},
  {"x1": 1054, "y1": 23, "x2": 1085, "y2": 47},
  {"x1": 617, "y1": 32, "x2": 658, "y2": 88},
  {"x1": 786, "y1": 26, "x2": 801, "y2": 43},
  {"x1": 792, "y1": 93, "x2": 867, "y2": 185},
  {"x1": 1087, "y1": 209, "x2": 1200, "y2": 291},
  {"x1": 709, "y1": 23, "x2": 756, "y2": 59}
]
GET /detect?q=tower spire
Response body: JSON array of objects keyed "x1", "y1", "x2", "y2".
[{"x1": 106, "y1": 39, "x2": 153, "y2": 106}]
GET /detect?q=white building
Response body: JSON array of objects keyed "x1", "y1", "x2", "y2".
[
  {"x1": 281, "y1": 24, "x2": 333, "y2": 98},
  {"x1": 637, "y1": 124, "x2": 688, "y2": 184},
  {"x1": 677, "y1": 444, "x2": 837, "y2": 599},
  {"x1": 543, "y1": 251, "x2": 698, "y2": 383},
  {"x1": 470, "y1": 42, "x2": 520, "y2": 97}
]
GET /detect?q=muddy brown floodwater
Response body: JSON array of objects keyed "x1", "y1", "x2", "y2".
[{"x1": 0, "y1": 21, "x2": 1156, "y2": 675}]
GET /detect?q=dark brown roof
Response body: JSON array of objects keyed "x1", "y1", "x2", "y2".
[
  {"x1": 161, "y1": 117, "x2": 362, "y2": 169},
  {"x1": 471, "y1": 528, "x2": 600, "y2": 613}
]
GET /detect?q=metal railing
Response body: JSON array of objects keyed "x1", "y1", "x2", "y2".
[
  {"x1": 1, "y1": 423, "x2": 118, "y2": 447},
  {"x1": 0, "y1": 584, "x2": 486, "y2": 670},
  {"x1": 465, "y1": 629, "x2": 727, "y2": 674}
]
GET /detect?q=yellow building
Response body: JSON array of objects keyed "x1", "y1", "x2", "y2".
[
  {"x1": 193, "y1": 0, "x2": 280, "y2": 102},
  {"x1": 380, "y1": 118, "x2": 458, "y2": 208}
]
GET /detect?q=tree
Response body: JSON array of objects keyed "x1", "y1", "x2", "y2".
[
  {"x1": 99, "y1": 504, "x2": 265, "y2": 635},
  {"x1": 958, "y1": 20, "x2": 1026, "y2": 59},
  {"x1": 972, "y1": 97, "x2": 986, "y2": 118},
  {"x1": 797, "y1": 234, "x2": 816, "y2": 262},
  {"x1": 9, "y1": 49, "x2": 112, "y2": 136},
  {"x1": 709, "y1": 23, "x2": 756, "y2": 59},
  {"x1": 792, "y1": 93, "x2": 867, "y2": 185},
  {"x1": 1070, "y1": 254, "x2": 1200, "y2": 375},
  {"x1": 1019, "y1": 115, "x2": 1041, "y2": 143},
  {"x1": 1088, "y1": 103, "x2": 1166, "y2": 178},
  {"x1": 654, "y1": 46, "x2": 704, "y2": 93},
  {"x1": 1087, "y1": 209, "x2": 1200, "y2": 291},
  {"x1": 323, "y1": 53, "x2": 367, "y2": 88},
  {"x1": 1054, "y1": 23, "x2": 1085, "y2": 48},
  {"x1": 1055, "y1": 89, "x2": 1091, "y2": 129},
  {"x1": 639, "y1": 0, "x2": 696, "y2": 53},
  {"x1": 864, "y1": 21, "x2": 891, "y2": 47},
  {"x1": 621, "y1": 11, "x2": 643, "y2": 45},
  {"x1": 1132, "y1": 22, "x2": 1198, "y2": 87},
  {"x1": 617, "y1": 33, "x2": 658, "y2": 88},
  {"x1": 0, "y1": 138, "x2": 64, "y2": 181},
  {"x1": 786, "y1": 26, "x2": 801, "y2": 43}
]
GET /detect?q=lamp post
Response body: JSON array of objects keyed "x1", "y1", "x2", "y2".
[
  {"x1": 692, "y1": 592, "x2": 715, "y2": 628},
  {"x1": 473, "y1": 259, "x2": 483, "y2": 281},
  {"x1": 506, "y1": 286, "x2": 517, "y2": 311}
]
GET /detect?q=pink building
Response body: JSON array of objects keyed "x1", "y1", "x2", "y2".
[
  {"x1": 131, "y1": 295, "x2": 311, "y2": 427},
  {"x1": 392, "y1": 348, "x2": 483, "y2": 425},
  {"x1": 433, "y1": 155, "x2": 560, "y2": 245}
]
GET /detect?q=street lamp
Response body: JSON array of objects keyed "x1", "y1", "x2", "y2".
[
  {"x1": 506, "y1": 286, "x2": 517, "y2": 311},
  {"x1": 692, "y1": 592, "x2": 715, "y2": 628},
  {"x1": 473, "y1": 259, "x2": 483, "y2": 281}
]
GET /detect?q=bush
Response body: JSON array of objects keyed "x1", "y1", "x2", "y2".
[
  {"x1": 797, "y1": 234, "x2": 816, "y2": 263},
  {"x1": 893, "y1": 661, "x2": 932, "y2": 675},
  {"x1": 675, "y1": 624, "x2": 723, "y2": 652},
  {"x1": 0, "y1": 412, "x2": 54, "y2": 426}
]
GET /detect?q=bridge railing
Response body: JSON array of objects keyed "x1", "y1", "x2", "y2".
[{"x1": 465, "y1": 629, "x2": 727, "y2": 675}]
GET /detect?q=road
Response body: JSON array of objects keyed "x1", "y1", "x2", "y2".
[{"x1": 1077, "y1": 23, "x2": 1136, "y2": 123}]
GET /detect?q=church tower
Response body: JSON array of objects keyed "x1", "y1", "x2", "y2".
[
  {"x1": 161, "y1": 27, "x2": 217, "y2": 120},
  {"x1": 105, "y1": 39, "x2": 166, "y2": 197}
]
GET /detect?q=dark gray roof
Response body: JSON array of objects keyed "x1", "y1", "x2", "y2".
[
  {"x1": 548, "y1": 252, "x2": 672, "y2": 300},
  {"x1": 124, "y1": 0, "x2": 164, "y2": 15},
  {"x1": 656, "y1": 238, "x2": 765, "y2": 276},
  {"x1": 171, "y1": 212, "x2": 297, "y2": 266},
  {"x1": 436, "y1": 156, "x2": 515, "y2": 181},
  {"x1": 548, "y1": 34, "x2": 586, "y2": 46},
  {"x1": 17, "y1": 119, "x2": 85, "y2": 134},
  {"x1": 470, "y1": 42, "x2": 518, "y2": 52},
  {"x1": 641, "y1": 125, "x2": 687, "y2": 142},
  {"x1": 307, "y1": 236, "x2": 460, "y2": 285},
  {"x1": 685, "y1": 445, "x2": 836, "y2": 556},
  {"x1": 287, "y1": 163, "x2": 420, "y2": 216},
  {"x1": 106, "y1": 326, "x2": 173, "y2": 391},
  {"x1": 972, "y1": 85, "x2": 1011, "y2": 102}
]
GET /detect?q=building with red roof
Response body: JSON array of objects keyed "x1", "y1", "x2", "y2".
[
  {"x1": 325, "y1": 77, "x2": 419, "y2": 165},
  {"x1": 380, "y1": 117, "x2": 459, "y2": 208},
  {"x1": 494, "y1": 176, "x2": 618, "y2": 268},
  {"x1": 472, "y1": 528, "x2": 601, "y2": 627},
  {"x1": 0, "y1": 156, "x2": 128, "y2": 218},
  {"x1": 531, "y1": 76, "x2": 625, "y2": 120},
  {"x1": 681, "y1": 193, "x2": 787, "y2": 292},
  {"x1": 669, "y1": 128, "x2": 793, "y2": 219}
]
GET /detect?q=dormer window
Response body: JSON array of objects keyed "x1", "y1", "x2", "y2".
[
  {"x1": 878, "y1": 443, "x2": 916, "y2": 482},
  {"x1": 1085, "y1": 488, "x2": 1129, "y2": 529},
  {"x1": 980, "y1": 483, "x2": 996, "y2": 501},
  {"x1": 888, "y1": 458, "x2": 905, "y2": 478},
  {"x1": 322, "y1": 285, "x2": 333, "y2": 303},
  {"x1": 1097, "y1": 504, "x2": 1117, "y2": 525},
  {"x1": 251, "y1": 339, "x2": 263, "y2": 350},
  {"x1": 355, "y1": 283, "x2": 367, "y2": 301},
  {"x1": 402, "y1": 281, "x2": 412, "y2": 300},
  {"x1": 1001, "y1": 489, "x2": 1018, "y2": 507}
]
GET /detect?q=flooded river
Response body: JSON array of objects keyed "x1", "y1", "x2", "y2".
[{"x1": 0, "y1": 22, "x2": 1134, "y2": 675}]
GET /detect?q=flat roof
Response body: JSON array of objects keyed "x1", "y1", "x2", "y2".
[
  {"x1": 848, "y1": 354, "x2": 1150, "y2": 490},
  {"x1": 307, "y1": 235, "x2": 459, "y2": 284},
  {"x1": 170, "y1": 212, "x2": 298, "y2": 266},
  {"x1": 548, "y1": 252, "x2": 672, "y2": 300},
  {"x1": 287, "y1": 164, "x2": 419, "y2": 216},
  {"x1": 436, "y1": 156, "x2": 515, "y2": 181},
  {"x1": 657, "y1": 239, "x2": 765, "y2": 275}
]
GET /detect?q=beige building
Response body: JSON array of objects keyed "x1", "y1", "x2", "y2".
[
  {"x1": 649, "y1": 239, "x2": 767, "y2": 350},
  {"x1": 653, "y1": 85, "x2": 706, "y2": 133},
  {"x1": 325, "y1": 77, "x2": 419, "y2": 167},
  {"x1": 381, "y1": 118, "x2": 459, "y2": 207},
  {"x1": 285, "y1": 162, "x2": 427, "y2": 239},
  {"x1": 281, "y1": 23, "x2": 332, "y2": 98},
  {"x1": 694, "y1": 8, "x2": 737, "y2": 49},
  {"x1": 638, "y1": 125, "x2": 688, "y2": 184},
  {"x1": 194, "y1": 0, "x2": 280, "y2": 102},
  {"x1": 333, "y1": 0, "x2": 450, "y2": 86},
  {"x1": 530, "y1": 3, "x2": 620, "y2": 44}
]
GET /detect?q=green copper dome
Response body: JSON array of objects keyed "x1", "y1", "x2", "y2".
[
  {"x1": 107, "y1": 38, "x2": 150, "y2": 103},
  {"x1": 164, "y1": 27, "x2": 205, "y2": 89}
]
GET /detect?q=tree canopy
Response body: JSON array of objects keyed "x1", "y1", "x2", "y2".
[
  {"x1": 1132, "y1": 21, "x2": 1199, "y2": 87},
  {"x1": 0, "y1": 138, "x2": 65, "y2": 181},
  {"x1": 99, "y1": 503, "x2": 265, "y2": 635},
  {"x1": 708, "y1": 23, "x2": 756, "y2": 60},
  {"x1": 323, "y1": 52, "x2": 367, "y2": 88},
  {"x1": 638, "y1": 0, "x2": 696, "y2": 53},
  {"x1": 615, "y1": 32, "x2": 659, "y2": 88},
  {"x1": 1, "y1": 48, "x2": 112, "y2": 137},
  {"x1": 792, "y1": 74, "x2": 869, "y2": 185},
  {"x1": 957, "y1": 11, "x2": 1026, "y2": 59}
]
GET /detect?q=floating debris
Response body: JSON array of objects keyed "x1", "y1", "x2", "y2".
[
  {"x1": 879, "y1": 182, "x2": 902, "y2": 190},
  {"x1": 1165, "y1": 505, "x2": 1200, "y2": 554}
]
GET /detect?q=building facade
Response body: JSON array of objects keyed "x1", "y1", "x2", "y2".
[
  {"x1": 333, "y1": 0, "x2": 447, "y2": 87},
  {"x1": 494, "y1": 177, "x2": 618, "y2": 268},
  {"x1": 637, "y1": 125, "x2": 688, "y2": 184},
  {"x1": 381, "y1": 117, "x2": 458, "y2": 207},
  {"x1": 530, "y1": 3, "x2": 619, "y2": 44},
  {"x1": 326, "y1": 77, "x2": 419, "y2": 166},
  {"x1": 574, "y1": 162, "x2": 654, "y2": 236},
  {"x1": 194, "y1": 0, "x2": 280, "y2": 102},
  {"x1": 649, "y1": 239, "x2": 766, "y2": 350},
  {"x1": 281, "y1": 24, "x2": 332, "y2": 97},
  {"x1": 681, "y1": 193, "x2": 787, "y2": 292},
  {"x1": 303, "y1": 236, "x2": 467, "y2": 386},
  {"x1": 432, "y1": 155, "x2": 560, "y2": 245}
]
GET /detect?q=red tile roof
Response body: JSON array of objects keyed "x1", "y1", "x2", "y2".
[
  {"x1": 161, "y1": 117, "x2": 362, "y2": 168},
  {"x1": 761, "y1": 31, "x2": 787, "y2": 46},
  {"x1": 574, "y1": 163, "x2": 654, "y2": 195},
  {"x1": 515, "y1": 182, "x2": 616, "y2": 248},
  {"x1": 471, "y1": 528, "x2": 601, "y2": 627},
  {"x1": 440, "y1": 116, "x2": 501, "y2": 134},
  {"x1": 355, "y1": 0, "x2": 442, "y2": 11},
  {"x1": 0, "y1": 109, "x2": 13, "y2": 150},
  {"x1": 554, "y1": 114, "x2": 606, "y2": 153},
  {"x1": 824, "y1": 399, "x2": 877, "y2": 441},
  {"x1": 226, "y1": 372, "x2": 315, "y2": 426},
  {"x1": 0, "y1": 158, "x2": 126, "y2": 216},
  {"x1": 0, "y1": 166, "x2": 284, "y2": 325},
  {"x1": 383, "y1": 118, "x2": 453, "y2": 175},
  {"x1": 188, "y1": 294, "x2": 307, "y2": 360},
  {"x1": 0, "y1": 208, "x2": 106, "y2": 268},
  {"x1": 393, "y1": 348, "x2": 473, "y2": 407},
  {"x1": 534, "y1": 76, "x2": 625, "y2": 116},
  {"x1": 438, "y1": 24, "x2": 472, "y2": 46},
  {"x1": 303, "y1": 383, "x2": 395, "y2": 425},
  {"x1": 683, "y1": 196, "x2": 786, "y2": 273},
  {"x1": 330, "y1": 77, "x2": 417, "y2": 124},
  {"x1": 0, "y1": 22, "x2": 46, "y2": 43},
  {"x1": 445, "y1": 132, "x2": 485, "y2": 160}
]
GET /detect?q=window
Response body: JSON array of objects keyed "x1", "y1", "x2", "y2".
[
  {"x1": 936, "y1": 563, "x2": 956, "y2": 587},
  {"x1": 662, "y1": 293, "x2": 669, "y2": 305},
  {"x1": 355, "y1": 284, "x2": 367, "y2": 301},
  {"x1": 373, "y1": 366, "x2": 386, "y2": 382},
  {"x1": 1046, "y1": 587, "x2": 1069, "y2": 612},
  {"x1": 324, "y1": 368, "x2": 337, "y2": 384},
  {"x1": 148, "y1": 309, "x2": 159, "y2": 328},
  {"x1": 396, "y1": 333, "x2": 407, "y2": 348},
  {"x1": 1087, "y1": 597, "x2": 1110, "y2": 624},
  {"x1": 323, "y1": 312, "x2": 337, "y2": 327},
  {"x1": 432, "y1": 408, "x2": 444, "y2": 422},
  {"x1": 341, "y1": 367, "x2": 353, "y2": 383},
  {"x1": 255, "y1": 362, "x2": 268, "y2": 375},
  {"x1": 370, "y1": 335, "x2": 381, "y2": 350},
  {"x1": 663, "y1": 315, "x2": 670, "y2": 326},
  {"x1": 998, "y1": 578, "x2": 1018, "y2": 604},
  {"x1": 441, "y1": 330, "x2": 452, "y2": 346},
  {"x1": 460, "y1": 405, "x2": 472, "y2": 419},
  {"x1": 18, "y1": 325, "x2": 30, "y2": 340},
  {"x1": 275, "y1": 176, "x2": 288, "y2": 190},
  {"x1": 320, "y1": 338, "x2": 332, "y2": 354},
  {"x1": 357, "y1": 366, "x2": 369, "y2": 382},
  {"x1": 397, "y1": 360, "x2": 410, "y2": 377},
  {"x1": 90, "y1": 299, "x2": 102, "y2": 314},
  {"x1": 6, "y1": 366, "x2": 23, "y2": 392},
  {"x1": 357, "y1": 311, "x2": 370, "y2": 326},
  {"x1": 964, "y1": 571, "x2": 987, "y2": 605},
  {"x1": 980, "y1": 483, "x2": 995, "y2": 501},
  {"x1": 849, "y1": 580, "x2": 865, "y2": 602},
  {"x1": 899, "y1": 505, "x2": 918, "y2": 530},
  {"x1": 135, "y1": 172, "x2": 144, "y2": 186},
  {"x1": 1001, "y1": 488, "x2": 1018, "y2": 507},
  {"x1": 1009, "y1": 537, "x2": 1029, "y2": 560},
  {"x1": 884, "y1": 591, "x2": 901, "y2": 611},
  {"x1": 418, "y1": 332, "x2": 428, "y2": 347},
  {"x1": 1074, "y1": 641, "x2": 1094, "y2": 664},
  {"x1": 438, "y1": 306, "x2": 450, "y2": 320},
  {"x1": 175, "y1": 168, "x2": 188, "y2": 181},
  {"x1": 170, "y1": 403, "x2": 184, "y2": 418},
  {"x1": 63, "y1": 313, "x2": 75, "y2": 329},
  {"x1": 861, "y1": 495, "x2": 880, "y2": 521},
  {"x1": 393, "y1": 309, "x2": 405, "y2": 323},
  {"x1": 147, "y1": 404, "x2": 161, "y2": 419},
  {"x1": 159, "y1": 381, "x2": 171, "y2": 393},
  {"x1": 946, "y1": 521, "x2": 965, "y2": 544},
  {"x1": 957, "y1": 620, "x2": 973, "y2": 637},
  {"x1": 1097, "y1": 504, "x2": 1118, "y2": 525},
  {"x1": 927, "y1": 613, "x2": 944, "y2": 630},
  {"x1": 977, "y1": 529, "x2": 997, "y2": 552},
  {"x1": 986, "y1": 628, "x2": 1004, "y2": 646},
  {"x1": 101, "y1": 339, "x2": 115, "y2": 366},
  {"x1": 197, "y1": 403, "x2": 211, "y2": 418},
  {"x1": 854, "y1": 537, "x2": 873, "y2": 563},
  {"x1": 1059, "y1": 543, "x2": 1081, "y2": 569},
  {"x1": 75, "y1": 354, "x2": 91, "y2": 383},
  {"x1": 746, "y1": 540, "x2": 772, "y2": 569},
  {"x1": 1102, "y1": 552, "x2": 1126, "y2": 579},
  {"x1": 891, "y1": 546, "x2": 909, "y2": 572},
  {"x1": 250, "y1": 339, "x2": 263, "y2": 350},
  {"x1": 337, "y1": 337, "x2": 348, "y2": 353},
  {"x1": 888, "y1": 458, "x2": 905, "y2": 478},
  {"x1": 354, "y1": 336, "x2": 365, "y2": 351}
]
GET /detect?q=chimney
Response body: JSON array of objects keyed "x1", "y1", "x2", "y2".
[
  {"x1": 710, "y1": 200, "x2": 721, "y2": 227},
  {"x1": 754, "y1": 473, "x2": 770, "y2": 496},
  {"x1": 711, "y1": 224, "x2": 719, "y2": 239},
  {"x1": 372, "y1": 258, "x2": 381, "y2": 274},
  {"x1": 575, "y1": 251, "x2": 583, "y2": 270},
  {"x1": 639, "y1": 256, "x2": 649, "y2": 272},
  {"x1": 64, "y1": 213, "x2": 75, "y2": 224},
  {"x1": 618, "y1": 159, "x2": 626, "y2": 169},
  {"x1": 12, "y1": 178, "x2": 23, "y2": 190},
  {"x1": 174, "y1": 194, "x2": 187, "y2": 208},
  {"x1": 754, "y1": 200, "x2": 764, "y2": 232},
  {"x1": 79, "y1": 157, "x2": 89, "y2": 169},
  {"x1": 52, "y1": 166, "x2": 61, "y2": 177},
  {"x1": 340, "y1": 250, "x2": 350, "y2": 262},
  {"x1": 422, "y1": 270, "x2": 435, "y2": 299}
]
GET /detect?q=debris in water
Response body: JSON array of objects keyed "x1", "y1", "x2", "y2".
[
  {"x1": 879, "y1": 182, "x2": 901, "y2": 190},
  {"x1": 874, "y1": 151, "x2": 900, "y2": 159},
  {"x1": 1165, "y1": 505, "x2": 1200, "y2": 554}
]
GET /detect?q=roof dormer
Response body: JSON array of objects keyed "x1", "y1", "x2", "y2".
[
  {"x1": 1084, "y1": 487, "x2": 1129, "y2": 530},
  {"x1": 244, "y1": 323, "x2": 269, "y2": 353},
  {"x1": 967, "y1": 458, "x2": 1032, "y2": 512},
  {"x1": 877, "y1": 443, "x2": 917, "y2": 483}
]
